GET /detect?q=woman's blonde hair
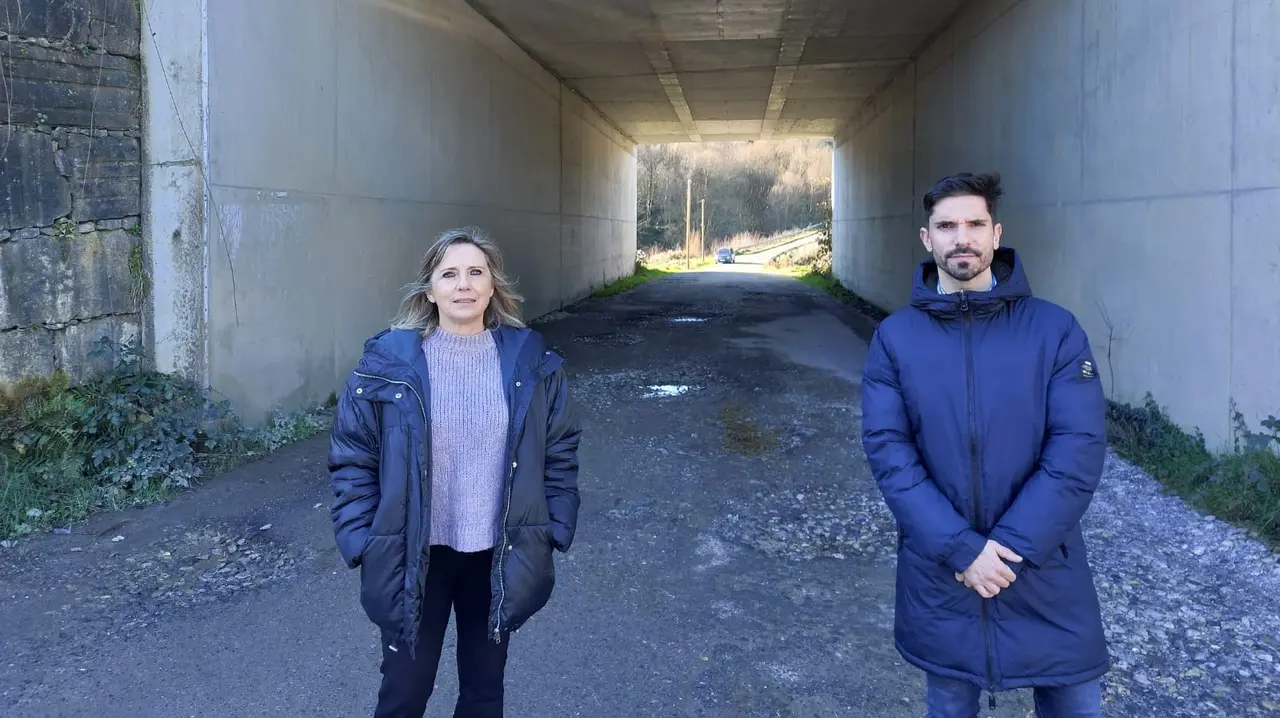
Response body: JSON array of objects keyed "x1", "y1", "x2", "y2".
[{"x1": 389, "y1": 227, "x2": 525, "y2": 335}]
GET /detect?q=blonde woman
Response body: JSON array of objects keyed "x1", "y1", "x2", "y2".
[{"x1": 328, "y1": 227, "x2": 581, "y2": 717}]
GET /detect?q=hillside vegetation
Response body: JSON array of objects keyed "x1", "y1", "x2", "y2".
[{"x1": 638, "y1": 139, "x2": 832, "y2": 252}]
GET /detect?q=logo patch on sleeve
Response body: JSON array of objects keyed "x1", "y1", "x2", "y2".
[{"x1": 1079, "y1": 360, "x2": 1096, "y2": 379}]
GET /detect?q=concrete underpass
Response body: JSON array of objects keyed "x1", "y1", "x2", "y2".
[
  {"x1": 143, "y1": 0, "x2": 1279, "y2": 448},
  {"x1": 2, "y1": 0, "x2": 1276, "y2": 716}
]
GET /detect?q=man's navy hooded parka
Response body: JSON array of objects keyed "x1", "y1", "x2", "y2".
[{"x1": 860, "y1": 247, "x2": 1110, "y2": 692}]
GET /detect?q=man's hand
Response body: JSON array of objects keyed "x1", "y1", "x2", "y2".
[{"x1": 953, "y1": 540, "x2": 1023, "y2": 598}]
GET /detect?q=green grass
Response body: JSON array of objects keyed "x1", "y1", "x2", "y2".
[
  {"x1": 1107, "y1": 397, "x2": 1280, "y2": 547},
  {"x1": 1, "y1": 350, "x2": 334, "y2": 541},
  {"x1": 591, "y1": 265, "x2": 674, "y2": 298},
  {"x1": 590, "y1": 256, "x2": 717, "y2": 298},
  {"x1": 791, "y1": 269, "x2": 890, "y2": 322}
]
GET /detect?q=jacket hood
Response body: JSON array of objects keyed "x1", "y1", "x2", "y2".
[{"x1": 910, "y1": 246, "x2": 1032, "y2": 317}]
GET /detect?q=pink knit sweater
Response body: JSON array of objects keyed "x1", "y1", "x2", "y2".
[{"x1": 422, "y1": 328, "x2": 508, "y2": 552}]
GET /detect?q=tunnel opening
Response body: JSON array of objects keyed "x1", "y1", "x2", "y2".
[{"x1": 632, "y1": 139, "x2": 833, "y2": 273}]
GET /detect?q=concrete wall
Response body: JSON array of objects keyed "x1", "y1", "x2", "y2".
[
  {"x1": 0, "y1": 0, "x2": 146, "y2": 386},
  {"x1": 184, "y1": 0, "x2": 635, "y2": 420},
  {"x1": 142, "y1": 0, "x2": 209, "y2": 385},
  {"x1": 832, "y1": 0, "x2": 1280, "y2": 448}
]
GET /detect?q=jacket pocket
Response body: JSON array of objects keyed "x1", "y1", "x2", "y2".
[
  {"x1": 359, "y1": 534, "x2": 407, "y2": 633},
  {"x1": 502, "y1": 523, "x2": 556, "y2": 631}
]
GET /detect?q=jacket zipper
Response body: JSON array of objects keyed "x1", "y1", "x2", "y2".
[
  {"x1": 494, "y1": 457, "x2": 515, "y2": 642},
  {"x1": 493, "y1": 373, "x2": 528, "y2": 643},
  {"x1": 353, "y1": 371, "x2": 429, "y2": 648},
  {"x1": 959, "y1": 294, "x2": 997, "y2": 709}
]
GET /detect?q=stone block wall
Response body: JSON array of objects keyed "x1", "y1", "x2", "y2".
[{"x1": 0, "y1": 0, "x2": 146, "y2": 385}]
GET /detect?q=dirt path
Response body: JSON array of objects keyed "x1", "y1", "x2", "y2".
[{"x1": 2, "y1": 268, "x2": 1276, "y2": 717}]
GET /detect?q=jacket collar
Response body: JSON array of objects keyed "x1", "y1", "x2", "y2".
[
  {"x1": 357, "y1": 324, "x2": 560, "y2": 386},
  {"x1": 910, "y1": 246, "x2": 1032, "y2": 318}
]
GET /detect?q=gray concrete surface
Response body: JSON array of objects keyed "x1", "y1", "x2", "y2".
[
  {"x1": 467, "y1": 0, "x2": 966, "y2": 143},
  {"x1": 142, "y1": 0, "x2": 208, "y2": 383},
  {"x1": 831, "y1": 0, "x2": 1280, "y2": 447},
  {"x1": 4, "y1": 267, "x2": 1279, "y2": 717},
  {"x1": 144, "y1": 0, "x2": 637, "y2": 420}
]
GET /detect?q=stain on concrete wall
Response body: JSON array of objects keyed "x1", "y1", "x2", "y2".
[{"x1": 0, "y1": 0, "x2": 146, "y2": 386}]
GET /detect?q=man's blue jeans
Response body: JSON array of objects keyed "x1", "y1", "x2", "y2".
[{"x1": 926, "y1": 674, "x2": 1102, "y2": 718}]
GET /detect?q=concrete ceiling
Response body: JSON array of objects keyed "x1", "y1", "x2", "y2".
[{"x1": 466, "y1": 0, "x2": 967, "y2": 144}]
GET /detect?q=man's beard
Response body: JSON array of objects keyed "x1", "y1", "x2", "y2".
[{"x1": 934, "y1": 248, "x2": 990, "y2": 282}]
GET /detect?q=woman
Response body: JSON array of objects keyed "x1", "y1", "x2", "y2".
[{"x1": 328, "y1": 227, "x2": 582, "y2": 717}]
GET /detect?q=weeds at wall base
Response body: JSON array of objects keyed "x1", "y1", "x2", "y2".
[
  {"x1": 591, "y1": 262, "x2": 675, "y2": 298},
  {"x1": 0, "y1": 337, "x2": 333, "y2": 542},
  {"x1": 794, "y1": 269, "x2": 890, "y2": 323},
  {"x1": 1106, "y1": 396, "x2": 1280, "y2": 547}
]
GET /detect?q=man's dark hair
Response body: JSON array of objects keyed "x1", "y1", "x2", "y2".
[{"x1": 922, "y1": 172, "x2": 1003, "y2": 218}]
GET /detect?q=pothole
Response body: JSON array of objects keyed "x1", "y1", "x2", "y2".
[
  {"x1": 574, "y1": 330, "x2": 643, "y2": 347},
  {"x1": 643, "y1": 384, "x2": 694, "y2": 398},
  {"x1": 617, "y1": 308, "x2": 729, "y2": 326}
]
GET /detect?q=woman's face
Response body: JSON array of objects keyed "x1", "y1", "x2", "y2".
[{"x1": 428, "y1": 242, "x2": 494, "y2": 333}]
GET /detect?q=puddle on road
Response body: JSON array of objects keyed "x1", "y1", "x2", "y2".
[
  {"x1": 575, "y1": 330, "x2": 643, "y2": 347},
  {"x1": 643, "y1": 384, "x2": 694, "y2": 398}
]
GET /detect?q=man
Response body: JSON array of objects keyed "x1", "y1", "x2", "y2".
[{"x1": 860, "y1": 172, "x2": 1110, "y2": 717}]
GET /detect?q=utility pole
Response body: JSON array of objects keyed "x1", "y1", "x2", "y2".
[
  {"x1": 698, "y1": 198, "x2": 706, "y2": 257},
  {"x1": 685, "y1": 176, "x2": 692, "y2": 269}
]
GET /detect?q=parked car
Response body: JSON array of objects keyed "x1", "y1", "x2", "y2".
[{"x1": 715, "y1": 247, "x2": 735, "y2": 264}]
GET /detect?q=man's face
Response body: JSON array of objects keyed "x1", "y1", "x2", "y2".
[{"x1": 919, "y1": 195, "x2": 1002, "y2": 283}]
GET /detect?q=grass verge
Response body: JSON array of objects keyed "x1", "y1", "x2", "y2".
[
  {"x1": 792, "y1": 269, "x2": 890, "y2": 322},
  {"x1": 1107, "y1": 397, "x2": 1279, "y2": 547},
  {"x1": 1, "y1": 337, "x2": 334, "y2": 542},
  {"x1": 590, "y1": 255, "x2": 718, "y2": 299},
  {"x1": 591, "y1": 264, "x2": 674, "y2": 298}
]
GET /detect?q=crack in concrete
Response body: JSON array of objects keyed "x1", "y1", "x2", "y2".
[{"x1": 0, "y1": 311, "x2": 140, "y2": 335}]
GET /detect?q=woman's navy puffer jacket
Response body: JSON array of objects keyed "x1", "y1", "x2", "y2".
[{"x1": 328, "y1": 325, "x2": 581, "y2": 656}]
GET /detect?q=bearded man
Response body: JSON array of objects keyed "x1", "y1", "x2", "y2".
[{"x1": 860, "y1": 171, "x2": 1110, "y2": 717}]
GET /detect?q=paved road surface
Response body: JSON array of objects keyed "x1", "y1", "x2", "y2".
[{"x1": 3, "y1": 266, "x2": 1278, "y2": 717}]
